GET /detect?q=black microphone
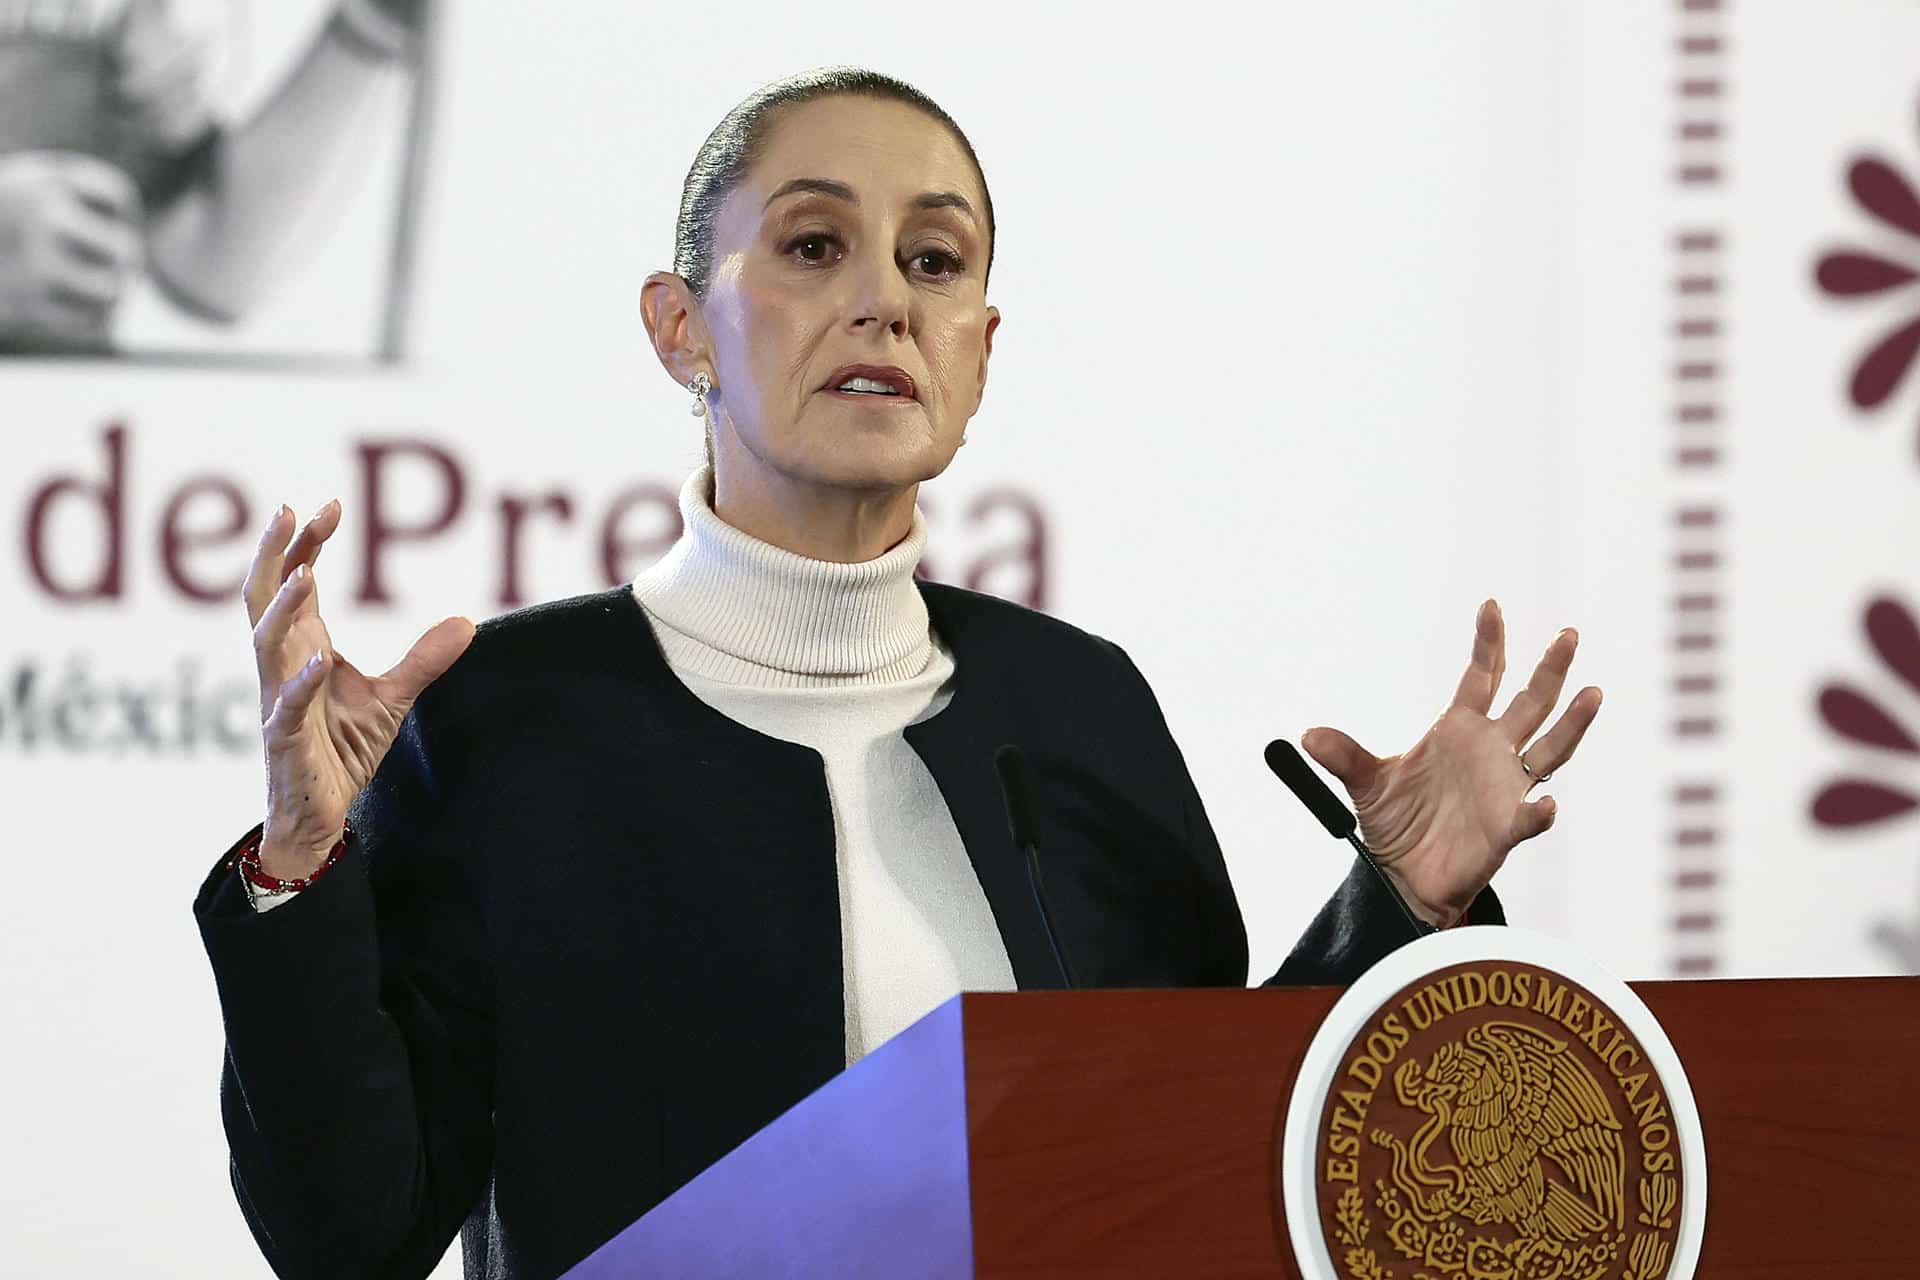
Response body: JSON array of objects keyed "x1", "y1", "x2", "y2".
[
  {"x1": 1263, "y1": 738, "x2": 1356, "y2": 840},
  {"x1": 1263, "y1": 738, "x2": 1432, "y2": 935},
  {"x1": 993, "y1": 744, "x2": 1078, "y2": 988}
]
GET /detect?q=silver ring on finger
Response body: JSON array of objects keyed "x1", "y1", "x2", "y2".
[{"x1": 1518, "y1": 752, "x2": 1553, "y2": 789}]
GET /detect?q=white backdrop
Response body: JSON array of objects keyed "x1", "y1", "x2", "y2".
[{"x1": 4, "y1": 2, "x2": 1916, "y2": 1275}]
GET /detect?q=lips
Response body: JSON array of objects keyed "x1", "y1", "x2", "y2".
[{"x1": 823, "y1": 364, "x2": 916, "y2": 400}]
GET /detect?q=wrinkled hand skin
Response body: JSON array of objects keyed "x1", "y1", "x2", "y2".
[
  {"x1": 246, "y1": 499, "x2": 474, "y2": 879},
  {"x1": 1302, "y1": 599, "x2": 1603, "y2": 928}
]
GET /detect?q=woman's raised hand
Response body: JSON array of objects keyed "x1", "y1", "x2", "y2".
[
  {"x1": 1300, "y1": 600, "x2": 1602, "y2": 928},
  {"x1": 246, "y1": 501, "x2": 474, "y2": 879}
]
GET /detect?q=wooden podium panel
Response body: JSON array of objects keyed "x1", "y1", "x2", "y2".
[
  {"x1": 566, "y1": 977, "x2": 1920, "y2": 1278},
  {"x1": 962, "y1": 987, "x2": 1330, "y2": 1277},
  {"x1": 1637, "y1": 978, "x2": 1920, "y2": 1278}
]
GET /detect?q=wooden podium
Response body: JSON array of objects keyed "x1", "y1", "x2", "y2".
[{"x1": 563, "y1": 978, "x2": 1919, "y2": 1278}]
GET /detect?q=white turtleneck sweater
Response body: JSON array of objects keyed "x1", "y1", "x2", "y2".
[{"x1": 251, "y1": 467, "x2": 1018, "y2": 1067}]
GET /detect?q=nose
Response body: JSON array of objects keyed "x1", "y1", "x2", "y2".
[{"x1": 846, "y1": 244, "x2": 912, "y2": 340}]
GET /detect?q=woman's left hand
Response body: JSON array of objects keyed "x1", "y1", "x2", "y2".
[{"x1": 1301, "y1": 599, "x2": 1602, "y2": 928}]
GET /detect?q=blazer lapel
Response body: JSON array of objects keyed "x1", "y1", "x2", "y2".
[{"x1": 907, "y1": 585, "x2": 1068, "y2": 990}]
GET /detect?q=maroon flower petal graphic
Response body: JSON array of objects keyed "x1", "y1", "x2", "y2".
[
  {"x1": 1850, "y1": 156, "x2": 1920, "y2": 238},
  {"x1": 1816, "y1": 250, "x2": 1920, "y2": 295},
  {"x1": 1867, "y1": 597, "x2": 1920, "y2": 696},
  {"x1": 1849, "y1": 313, "x2": 1920, "y2": 408},
  {"x1": 1819, "y1": 683, "x2": 1920, "y2": 752},
  {"x1": 1812, "y1": 779, "x2": 1920, "y2": 826}
]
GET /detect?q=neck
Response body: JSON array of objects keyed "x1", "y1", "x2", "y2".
[
  {"x1": 711, "y1": 451, "x2": 918, "y2": 564},
  {"x1": 633, "y1": 465, "x2": 935, "y2": 686}
]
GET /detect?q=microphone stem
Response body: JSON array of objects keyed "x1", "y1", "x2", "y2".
[
  {"x1": 1345, "y1": 831, "x2": 1437, "y2": 937},
  {"x1": 1024, "y1": 843, "x2": 1078, "y2": 988}
]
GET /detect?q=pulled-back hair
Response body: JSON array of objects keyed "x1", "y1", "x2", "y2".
[{"x1": 673, "y1": 67, "x2": 996, "y2": 299}]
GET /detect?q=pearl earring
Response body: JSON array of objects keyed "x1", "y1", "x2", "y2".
[{"x1": 689, "y1": 371, "x2": 712, "y2": 417}]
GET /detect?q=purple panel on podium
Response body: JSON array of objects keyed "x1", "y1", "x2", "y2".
[{"x1": 563, "y1": 996, "x2": 974, "y2": 1279}]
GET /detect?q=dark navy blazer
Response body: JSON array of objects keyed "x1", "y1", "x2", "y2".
[{"x1": 193, "y1": 582, "x2": 1500, "y2": 1280}]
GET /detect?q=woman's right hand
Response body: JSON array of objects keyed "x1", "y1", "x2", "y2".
[{"x1": 247, "y1": 501, "x2": 474, "y2": 880}]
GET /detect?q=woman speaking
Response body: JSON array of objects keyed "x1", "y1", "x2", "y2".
[{"x1": 193, "y1": 67, "x2": 1601, "y2": 1280}]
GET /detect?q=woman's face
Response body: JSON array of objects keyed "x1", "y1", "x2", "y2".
[{"x1": 699, "y1": 95, "x2": 998, "y2": 494}]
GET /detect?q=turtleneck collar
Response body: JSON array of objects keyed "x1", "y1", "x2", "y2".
[{"x1": 631, "y1": 466, "x2": 938, "y2": 687}]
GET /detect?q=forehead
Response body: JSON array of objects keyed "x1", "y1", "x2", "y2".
[{"x1": 743, "y1": 96, "x2": 984, "y2": 211}]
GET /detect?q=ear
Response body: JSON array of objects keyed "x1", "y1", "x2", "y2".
[
  {"x1": 973, "y1": 305, "x2": 1000, "y2": 407},
  {"x1": 639, "y1": 271, "x2": 711, "y2": 387}
]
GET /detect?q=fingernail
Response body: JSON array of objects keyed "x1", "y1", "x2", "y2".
[{"x1": 292, "y1": 562, "x2": 307, "y2": 581}]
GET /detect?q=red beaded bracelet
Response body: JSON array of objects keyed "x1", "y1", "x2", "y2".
[{"x1": 229, "y1": 822, "x2": 354, "y2": 893}]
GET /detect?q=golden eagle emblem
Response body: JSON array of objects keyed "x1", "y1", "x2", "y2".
[
  {"x1": 1371, "y1": 1019, "x2": 1627, "y2": 1246},
  {"x1": 1310, "y1": 962, "x2": 1685, "y2": 1280}
]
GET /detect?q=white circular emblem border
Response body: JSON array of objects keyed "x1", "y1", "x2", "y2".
[{"x1": 1281, "y1": 926, "x2": 1708, "y2": 1280}]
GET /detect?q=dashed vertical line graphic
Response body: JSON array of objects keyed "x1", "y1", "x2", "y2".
[{"x1": 1669, "y1": 0, "x2": 1729, "y2": 975}]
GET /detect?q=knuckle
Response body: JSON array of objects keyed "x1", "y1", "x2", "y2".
[
  {"x1": 266, "y1": 685, "x2": 300, "y2": 725},
  {"x1": 264, "y1": 715, "x2": 305, "y2": 755}
]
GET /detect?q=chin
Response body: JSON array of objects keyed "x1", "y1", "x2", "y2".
[
  {"x1": 783, "y1": 409, "x2": 955, "y2": 491},
  {"x1": 793, "y1": 439, "x2": 952, "y2": 492}
]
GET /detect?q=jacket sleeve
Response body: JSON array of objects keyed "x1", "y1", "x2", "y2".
[
  {"x1": 191, "y1": 698, "x2": 494, "y2": 1280},
  {"x1": 1262, "y1": 855, "x2": 1505, "y2": 986}
]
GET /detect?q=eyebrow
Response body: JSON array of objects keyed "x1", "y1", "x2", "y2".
[{"x1": 763, "y1": 177, "x2": 977, "y2": 222}]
